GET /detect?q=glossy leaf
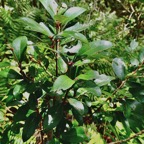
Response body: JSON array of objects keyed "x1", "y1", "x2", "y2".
[
  {"x1": 22, "y1": 112, "x2": 41, "y2": 142},
  {"x1": 58, "y1": 56, "x2": 67, "y2": 73},
  {"x1": 61, "y1": 127, "x2": 87, "y2": 143},
  {"x1": 20, "y1": 17, "x2": 54, "y2": 37},
  {"x1": 63, "y1": 41, "x2": 82, "y2": 54},
  {"x1": 65, "y1": 22, "x2": 93, "y2": 32},
  {"x1": 129, "y1": 39, "x2": 138, "y2": 51},
  {"x1": 12, "y1": 36, "x2": 27, "y2": 62},
  {"x1": 39, "y1": 0, "x2": 58, "y2": 18},
  {"x1": 64, "y1": 7, "x2": 86, "y2": 24},
  {"x1": 78, "y1": 40, "x2": 112, "y2": 58},
  {"x1": 43, "y1": 104, "x2": 63, "y2": 131},
  {"x1": 60, "y1": 31, "x2": 88, "y2": 43},
  {"x1": 68, "y1": 98, "x2": 84, "y2": 115},
  {"x1": 76, "y1": 70, "x2": 99, "y2": 80},
  {"x1": 8, "y1": 69, "x2": 23, "y2": 79},
  {"x1": 94, "y1": 74, "x2": 114, "y2": 86},
  {"x1": 139, "y1": 49, "x2": 144, "y2": 62},
  {"x1": 112, "y1": 58, "x2": 126, "y2": 80},
  {"x1": 52, "y1": 75, "x2": 75, "y2": 91},
  {"x1": 13, "y1": 85, "x2": 22, "y2": 96}
]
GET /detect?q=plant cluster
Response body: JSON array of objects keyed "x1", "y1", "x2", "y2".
[{"x1": 0, "y1": 0, "x2": 144, "y2": 144}]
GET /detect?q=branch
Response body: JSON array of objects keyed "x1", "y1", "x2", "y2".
[
  {"x1": 113, "y1": 60, "x2": 144, "y2": 95},
  {"x1": 108, "y1": 129, "x2": 144, "y2": 144},
  {"x1": 115, "y1": 0, "x2": 130, "y2": 13}
]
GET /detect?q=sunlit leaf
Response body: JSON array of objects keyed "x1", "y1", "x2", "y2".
[
  {"x1": 12, "y1": 36, "x2": 27, "y2": 62},
  {"x1": 60, "y1": 31, "x2": 88, "y2": 43},
  {"x1": 78, "y1": 40, "x2": 112, "y2": 58},
  {"x1": 112, "y1": 58, "x2": 127, "y2": 80},
  {"x1": 64, "y1": 7, "x2": 86, "y2": 24},
  {"x1": 94, "y1": 74, "x2": 114, "y2": 86},
  {"x1": 68, "y1": 98, "x2": 84, "y2": 115},
  {"x1": 58, "y1": 56, "x2": 67, "y2": 73},
  {"x1": 20, "y1": 17, "x2": 54, "y2": 37},
  {"x1": 39, "y1": 0, "x2": 58, "y2": 18},
  {"x1": 52, "y1": 75, "x2": 75, "y2": 91},
  {"x1": 76, "y1": 70, "x2": 99, "y2": 80}
]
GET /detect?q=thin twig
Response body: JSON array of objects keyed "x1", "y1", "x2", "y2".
[{"x1": 108, "y1": 129, "x2": 144, "y2": 144}]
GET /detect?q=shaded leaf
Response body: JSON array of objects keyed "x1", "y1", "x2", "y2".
[
  {"x1": 129, "y1": 85, "x2": 144, "y2": 103},
  {"x1": 139, "y1": 48, "x2": 144, "y2": 62},
  {"x1": 13, "y1": 104, "x2": 29, "y2": 122},
  {"x1": 61, "y1": 127, "x2": 87, "y2": 143},
  {"x1": 22, "y1": 112, "x2": 41, "y2": 142},
  {"x1": 43, "y1": 104, "x2": 63, "y2": 131},
  {"x1": 8, "y1": 69, "x2": 23, "y2": 79}
]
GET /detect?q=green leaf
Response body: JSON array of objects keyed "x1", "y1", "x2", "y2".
[
  {"x1": 12, "y1": 36, "x2": 27, "y2": 62},
  {"x1": 65, "y1": 22, "x2": 93, "y2": 32},
  {"x1": 13, "y1": 104, "x2": 29, "y2": 122},
  {"x1": 68, "y1": 98, "x2": 84, "y2": 115},
  {"x1": 20, "y1": 17, "x2": 54, "y2": 37},
  {"x1": 13, "y1": 85, "x2": 22, "y2": 96},
  {"x1": 72, "y1": 109, "x2": 83, "y2": 125},
  {"x1": 60, "y1": 31, "x2": 88, "y2": 43},
  {"x1": 62, "y1": 41, "x2": 82, "y2": 54},
  {"x1": 43, "y1": 104, "x2": 63, "y2": 131},
  {"x1": 78, "y1": 40, "x2": 112, "y2": 58},
  {"x1": 94, "y1": 74, "x2": 114, "y2": 86},
  {"x1": 39, "y1": 22, "x2": 54, "y2": 37},
  {"x1": 139, "y1": 48, "x2": 144, "y2": 62},
  {"x1": 76, "y1": 70, "x2": 99, "y2": 80},
  {"x1": 64, "y1": 7, "x2": 86, "y2": 24},
  {"x1": 52, "y1": 75, "x2": 75, "y2": 91},
  {"x1": 112, "y1": 58, "x2": 126, "y2": 80},
  {"x1": 123, "y1": 102, "x2": 131, "y2": 118},
  {"x1": 129, "y1": 85, "x2": 144, "y2": 103},
  {"x1": 22, "y1": 112, "x2": 41, "y2": 142},
  {"x1": 58, "y1": 56, "x2": 67, "y2": 73},
  {"x1": 54, "y1": 15, "x2": 68, "y2": 24},
  {"x1": 81, "y1": 80, "x2": 101, "y2": 93},
  {"x1": 0, "y1": 62, "x2": 10, "y2": 68},
  {"x1": 39, "y1": 0, "x2": 58, "y2": 19},
  {"x1": 8, "y1": 69, "x2": 23, "y2": 79},
  {"x1": 129, "y1": 39, "x2": 138, "y2": 51},
  {"x1": 61, "y1": 127, "x2": 87, "y2": 143}
]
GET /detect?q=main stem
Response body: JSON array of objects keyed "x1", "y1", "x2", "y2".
[{"x1": 55, "y1": 22, "x2": 61, "y2": 77}]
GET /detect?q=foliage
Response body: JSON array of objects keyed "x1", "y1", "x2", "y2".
[{"x1": 0, "y1": 0, "x2": 144, "y2": 144}]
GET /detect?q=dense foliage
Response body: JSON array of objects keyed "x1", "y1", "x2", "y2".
[{"x1": 0, "y1": 0, "x2": 144, "y2": 143}]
